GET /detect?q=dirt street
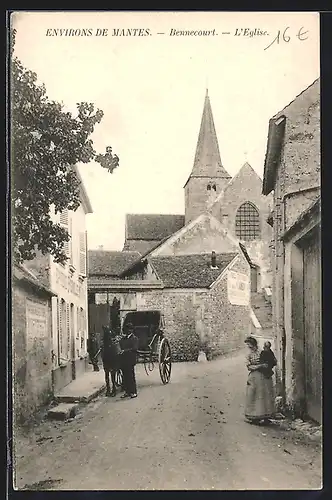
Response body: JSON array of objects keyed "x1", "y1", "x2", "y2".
[{"x1": 13, "y1": 351, "x2": 322, "y2": 490}]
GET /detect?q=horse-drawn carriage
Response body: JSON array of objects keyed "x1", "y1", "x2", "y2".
[
  {"x1": 99, "y1": 309, "x2": 172, "y2": 395},
  {"x1": 122, "y1": 310, "x2": 172, "y2": 384}
]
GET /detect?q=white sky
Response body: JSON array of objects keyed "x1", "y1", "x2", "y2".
[{"x1": 12, "y1": 11, "x2": 320, "y2": 251}]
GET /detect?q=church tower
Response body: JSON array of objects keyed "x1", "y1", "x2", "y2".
[{"x1": 184, "y1": 90, "x2": 231, "y2": 224}]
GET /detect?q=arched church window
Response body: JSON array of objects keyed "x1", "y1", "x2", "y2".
[
  {"x1": 212, "y1": 184, "x2": 216, "y2": 191},
  {"x1": 207, "y1": 184, "x2": 211, "y2": 191},
  {"x1": 235, "y1": 202, "x2": 261, "y2": 241}
]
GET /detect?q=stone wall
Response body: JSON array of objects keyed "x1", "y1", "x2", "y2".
[
  {"x1": 200, "y1": 254, "x2": 251, "y2": 359},
  {"x1": 137, "y1": 290, "x2": 200, "y2": 361},
  {"x1": 269, "y1": 79, "x2": 320, "y2": 414},
  {"x1": 136, "y1": 254, "x2": 250, "y2": 362},
  {"x1": 185, "y1": 176, "x2": 228, "y2": 224},
  {"x1": 13, "y1": 282, "x2": 53, "y2": 424},
  {"x1": 211, "y1": 163, "x2": 273, "y2": 289}
]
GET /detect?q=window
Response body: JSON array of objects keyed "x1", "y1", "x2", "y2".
[
  {"x1": 59, "y1": 209, "x2": 69, "y2": 265},
  {"x1": 235, "y1": 202, "x2": 261, "y2": 241},
  {"x1": 207, "y1": 184, "x2": 211, "y2": 191},
  {"x1": 212, "y1": 184, "x2": 216, "y2": 191},
  {"x1": 58, "y1": 298, "x2": 69, "y2": 362},
  {"x1": 79, "y1": 231, "x2": 87, "y2": 276}
]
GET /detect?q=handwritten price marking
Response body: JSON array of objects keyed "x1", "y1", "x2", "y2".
[{"x1": 264, "y1": 26, "x2": 309, "y2": 51}]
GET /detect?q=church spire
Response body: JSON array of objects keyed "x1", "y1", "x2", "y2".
[{"x1": 189, "y1": 90, "x2": 231, "y2": 181}]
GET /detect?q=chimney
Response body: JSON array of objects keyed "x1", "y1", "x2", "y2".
[
  {"x1": 98, "y1": 245, "x2": 104, "y2": 250},
  {"x1": 211, "y1": 251, "x2": 218, "y2": 269}
]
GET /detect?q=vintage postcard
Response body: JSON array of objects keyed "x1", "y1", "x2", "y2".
[{"x1": 9, "y1": 11, "x2": 321, "y2": 491}]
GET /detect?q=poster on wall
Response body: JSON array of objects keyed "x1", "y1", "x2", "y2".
[
  {"x1": 26, "y1": 299, "x2": 48, "y2": 347},
  {"x1": 227, "y1": 270, "x2": 250, "y2": 306},
  {"x1": 121, "y1": 293, "x2": 137, "y2": 310}
]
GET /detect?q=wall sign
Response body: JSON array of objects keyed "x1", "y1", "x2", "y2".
[
  {"x1": 227, "y1": 270, "x2": 250, "y2": 306},
  {"x1": 26, "y1": 299, "x2": 48, "y2": 347}
]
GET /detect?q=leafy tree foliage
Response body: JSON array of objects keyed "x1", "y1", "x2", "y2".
[{"x1": 11, "y1": 29, "x2": 119, "y2": 264}]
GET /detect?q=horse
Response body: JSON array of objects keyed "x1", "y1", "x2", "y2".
[{"x1": 101, "y1": 325, "x2": 123, "y2": 397}]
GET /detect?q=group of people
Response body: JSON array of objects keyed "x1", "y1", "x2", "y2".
[
  {"x1": 244, "y1": 336, "x2": 277, "y2": 425},
  {"x1": 87, "y1": 322, "x2": 139, "y2": 400}
]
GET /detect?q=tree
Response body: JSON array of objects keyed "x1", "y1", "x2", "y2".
[{"x1": 10, "y1": 29, "x2": 119, "y2": 264}]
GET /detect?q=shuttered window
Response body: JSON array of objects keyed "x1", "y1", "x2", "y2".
[
  {"x1": 79, "y1": 231, "x2": 87, "y2": 275},
  {"x1": 76, "y1": 306, "x2": 80, "y2": 340},
  {"x1": 80, "y1": 307, "x2": 86, "y2": 350},
  {"x1": 66, "y1": 303, "x2": 71, "y2": 356},
  {"x1": 58, "y1": 299, "x2": 68, "y2": 362},
  {"x1": 69, "y1": 217, "x2": 74, "y2": 266},
  {"x1": 60, "y1": 209, "x2": 69, "y2": 259}
]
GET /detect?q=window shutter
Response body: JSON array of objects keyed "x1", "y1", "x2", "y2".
[
  {"x1": 79, "y1": 232, "x2": 86, "y2": 275},
  {"x1": 85, "y1": 231, "x2": 88, "y2": 274},
  {"x1": 57, "y1": 299, "x2": 62, "y2": 359},
  {"x1": 69, "y1": 217, "x2": 73, "y2": 265},
  {"x1": 66, "y1": 303, "x2": 70, "y2": 357},
  {"x1": 60, "y1": 209, "x2": 69, "y2": 257},
  {"x1": 76, "y1": 307, "x2": 80, "y2": 340},
  {"x1": 59, "y1": 300, "x2": 63, "y2": 356}
]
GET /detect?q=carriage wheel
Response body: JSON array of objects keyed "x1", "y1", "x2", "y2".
[
  {"x1": 158, "y1": 338, "x2": 172, "y2": 384},
  {"x1": 115, "y1": 369, "x2": 123, "y2": 388}
]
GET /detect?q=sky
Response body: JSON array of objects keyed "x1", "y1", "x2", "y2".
[{"x1": 12, "y1": 11, "x2": 320, "y2": 251}]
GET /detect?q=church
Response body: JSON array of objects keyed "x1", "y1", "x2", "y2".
[{"x1": 88, "y1": 90, "x2": 273, "y2": 360}]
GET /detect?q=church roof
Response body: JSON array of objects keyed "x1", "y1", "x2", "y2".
[
  {"x1": 125, "y1": 214, "x2": 185, "y2": 241},
  {"x1": 88, "y1": 250, "x2": 141, "y2": 277},
  {"x1": 150, "y1": 253, "x2": 237, "y2": 288},
  {"x1": 184, "y1": 90, "x2": 231, "y2": 187}
]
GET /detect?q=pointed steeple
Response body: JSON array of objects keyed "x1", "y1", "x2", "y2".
[{"x1": 190, "y1": 91, "x2": 231, "y2": 181}]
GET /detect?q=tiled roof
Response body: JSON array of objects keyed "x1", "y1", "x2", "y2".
[
  {"x1": 150, "y1": 253, "x2": 237, "y2": 288},
  {"x1": 88, "y1": 250, "x2": 141, "y2": 277},
  {"x1": 122, "y1": 239, "x2": 162, "y2": 254},
  {"x1": 13, "y1": 264, "x2": 54, "y2": 295},
  {"x1": 125, "y1": 214, "x2": 185, "y2": 241}
]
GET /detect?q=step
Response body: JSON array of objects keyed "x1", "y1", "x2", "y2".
[
  {"x1": 47, "y1": 403, "x2": 79, "y2": 421},
  {"x1": 54, "y1": 374, "x2": 106, "y2": 404}
]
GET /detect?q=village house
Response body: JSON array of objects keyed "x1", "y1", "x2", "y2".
[
  {"x1": 88, "y1": 89, "x2": 274, "y2": 360},
  {"x1": 24, "y1": 166, "x2": 93, "y2": 393},
  {"x1": 262, "y1": 78, "x2": 321, "y2": 423},
  {"x1": 12, "y1": 264, "x2": 55, "y2": 423}
]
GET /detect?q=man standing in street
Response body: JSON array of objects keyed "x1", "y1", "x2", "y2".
[
  {"x1": 119, "y1": 322, "x2": 139, "y2": 399},
  {"x1": 87, "y1": 332, "x2": 100, "y2": 372}
]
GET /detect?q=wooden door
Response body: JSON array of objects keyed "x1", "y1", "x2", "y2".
[
  {"x1": 88, "y1": 303, "x2": 111, "y2": 335},
  {"x1": 250, "y1": 266, "x2": 258, "y2": 292},
  {"x1": 303, "y1": 228, "x2": 322, "y2": 423}
]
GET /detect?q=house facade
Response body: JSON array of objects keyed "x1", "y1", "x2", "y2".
[
  {"x1": 262, "y1": 78, "x2": 321, "y2": 423},
  {"x1": 12, "y1": 264, "x2": 54, "y2": 423},
  {"x1": 25, "y1": 166, "x2": 93, "y2": 393}
]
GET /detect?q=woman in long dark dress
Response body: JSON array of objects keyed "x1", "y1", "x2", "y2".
[{"x1": 244, "y1": 336, "x2": 275, "y2": 424}]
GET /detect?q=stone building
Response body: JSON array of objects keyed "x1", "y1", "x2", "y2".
[
  {"x1": 88, "y1": 89, "x2": 273, "y2": 359},
  {"x1": 88, "y1": 247, "x2": 251, "y2": 361},
  {"x1": 262, "y1": 78, "x2": 321, "y2": 423},
  {"x1": 12, "y1": 264, "x2": 55, "y2": 423},
  {"x1": 25, "y1": 166, "x2": 93, "y2": 393}
]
